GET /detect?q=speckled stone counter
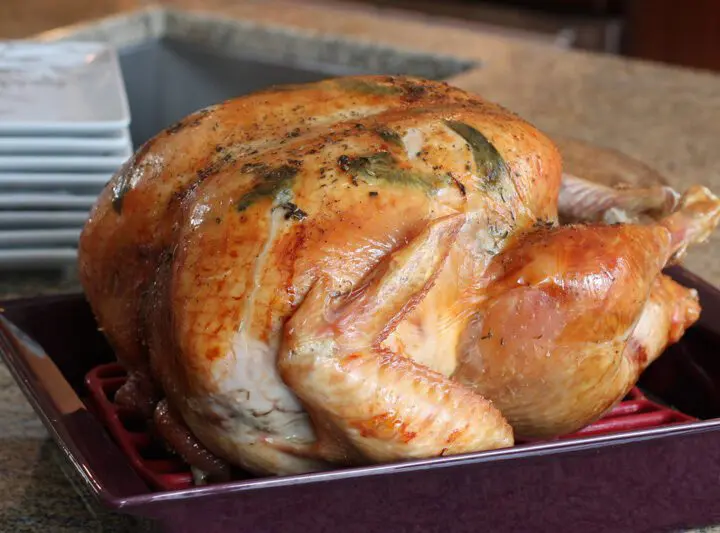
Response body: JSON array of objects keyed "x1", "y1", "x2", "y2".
[
  {"x1": 0, "y1": 363, "x2": 104, "y2": 532},
  {"x1": 2, "y1": 1, "x2": 720, "y2": 531}
]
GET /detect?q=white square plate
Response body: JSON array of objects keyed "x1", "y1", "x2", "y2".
[
  {"x1": 0, "y1": 153, "x2": 130, "y2": 172},
  {"x1": 0, "y1": 247, "x2": 77, "y2": 268},
  {"x1": 0, "y1": 211, "x2": 89, "y2": 228},
  {"x1": 0, "y1": 193, "x2": 97, "y2": 209},
  {"x1": 0, "y1": 228, "x2": 81, "y2": 247},
  {"x1": 0, "y1": 41, "x2": 130, "y2": 134},
  {"x1": 0, "y1": 172, "x2": 111, "y2": 189},
  {"x1": 0, "y1": 129, "x2": 132, "y2": 155}
]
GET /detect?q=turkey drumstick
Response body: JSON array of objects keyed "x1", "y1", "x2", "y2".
[{"x1": 454, "y1": 190, "x2": 717, "y2": 439}]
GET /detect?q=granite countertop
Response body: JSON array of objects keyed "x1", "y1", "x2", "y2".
[{"x1": 2, "y1": 1, "x2": 720, "y2": 531}]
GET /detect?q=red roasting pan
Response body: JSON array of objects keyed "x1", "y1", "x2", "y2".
[{"x1": 2, "y1": 264, "x2": 720, "y2": 533}]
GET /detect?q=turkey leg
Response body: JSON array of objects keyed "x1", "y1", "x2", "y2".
[{"x1": 454, "y1": 188, "x2": 719, "y2": 439}]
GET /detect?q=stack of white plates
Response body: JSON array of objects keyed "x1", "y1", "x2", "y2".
[{"x1": 0, "y1": 41, "x2": 132, "y2": 269}]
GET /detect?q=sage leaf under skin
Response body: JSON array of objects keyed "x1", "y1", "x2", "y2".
[
  {"x1": 444, "y1": 120, "x2": 509, "y2": 189},
  {"x1": 338, "y1": 152, "x2": 451, "y2": 193}
]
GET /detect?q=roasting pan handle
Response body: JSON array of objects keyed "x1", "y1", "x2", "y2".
[{"x1": 0, "y1": 312, "x2": 149, "y2": 506}]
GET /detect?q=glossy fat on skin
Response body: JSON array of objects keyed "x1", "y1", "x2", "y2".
[{"x1": 80, "y1": 76, "x2": 562, "y2": 474}]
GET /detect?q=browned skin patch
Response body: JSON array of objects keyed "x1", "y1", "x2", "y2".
[{"x1": 351, "y1": 413, "x2": 417, "y2": 443}]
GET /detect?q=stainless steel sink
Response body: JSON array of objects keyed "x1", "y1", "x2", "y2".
[
  {"x1": 56, "y1": 8, "x2": 476, "y2": 148},
  {"x1": 118, "y1": 38, "x2": 366, "y2": 148}
]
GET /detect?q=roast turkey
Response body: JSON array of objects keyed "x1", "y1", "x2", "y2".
[{"x1": 79, "y1": 76, "x2": 720, "y2": 478}]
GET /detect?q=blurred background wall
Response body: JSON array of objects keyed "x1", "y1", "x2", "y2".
[
  {"x1": 1, "y1": 0, "x2": 718, "y2": 72},
  {"x1": 335, "y1": 0, "x2": 720, "y2": 72}
]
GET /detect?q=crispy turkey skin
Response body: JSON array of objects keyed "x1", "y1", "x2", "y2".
[{"x1": 79, "y1": 76, "x2": 719, "y2": 476}]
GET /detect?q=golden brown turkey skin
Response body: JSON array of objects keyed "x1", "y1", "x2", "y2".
[
  {"x1": 453, "y1": 224, "x2": 699, "y2": 439},
  {"x1": 79, "y1": 75, "x2": 716, "y2": 476}
]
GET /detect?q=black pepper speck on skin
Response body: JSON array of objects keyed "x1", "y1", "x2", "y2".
[
  {"x1": 337, "y1": 155, "x2": 352, "y2": 172},
  {"x1": 167, "y1": 121, "x2": 186, "y2": 135},
  {"x1": 403, "y1": 82, "x2": 427, "y2": 101},
  {"x1": 449, "y1": 174, "x2": 466, "y2": 197},
  {"x1": 278, "y1": 202, "x2": 308, "y2": 221}
]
